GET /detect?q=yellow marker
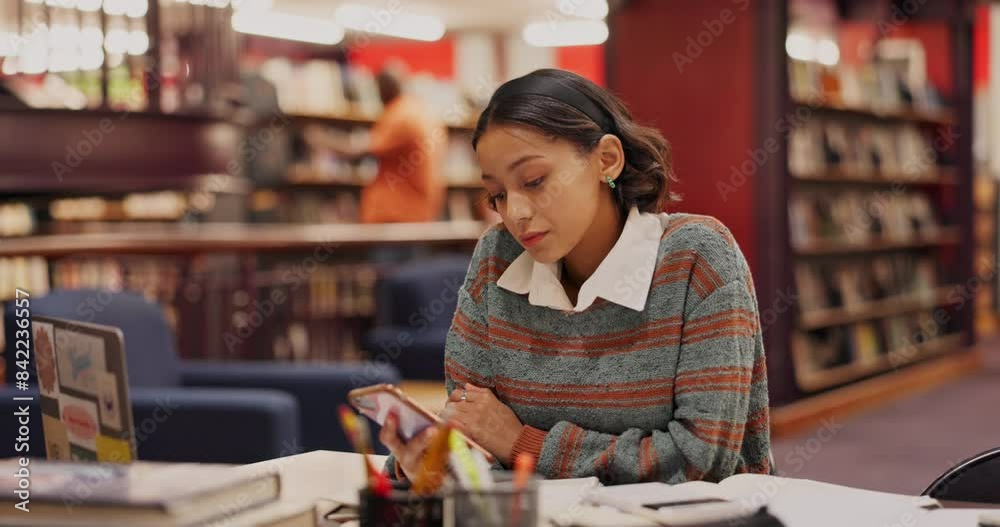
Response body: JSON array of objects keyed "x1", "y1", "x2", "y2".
[{"x1": 412, "y1": 423, "x2": 452, "y2": 497}]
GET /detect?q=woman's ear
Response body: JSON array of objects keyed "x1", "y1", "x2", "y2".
[{"x1": 595, "y1": 134, "x2": 625, "y2": 182}]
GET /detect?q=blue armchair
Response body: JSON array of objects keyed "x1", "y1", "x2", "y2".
[
  {"x1": 2, "y1": 289, "x2": 399, "y2": 462},
  {"x1": 363, "y1": 255, "x2": 471, "y2": 380}
]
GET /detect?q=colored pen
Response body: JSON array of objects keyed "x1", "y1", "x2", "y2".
[
  {"x1": 337, "y1": 405, "x2": 379, "y2": 487},
  {"x1": 412, "y1": 423, "x2": 452, "y2": 497},
  {"x1": 510, "y1": 453, "x2": 536, "y2": 527}
]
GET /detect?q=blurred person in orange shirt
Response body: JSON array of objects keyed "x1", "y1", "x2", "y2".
[{"x1": 305, "y1": 62, "x2": 446, "y2": 223}]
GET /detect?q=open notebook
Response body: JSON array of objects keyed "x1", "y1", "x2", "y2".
[{"x1": 543, "y1": 474, "x2": 940, "y2": 527}]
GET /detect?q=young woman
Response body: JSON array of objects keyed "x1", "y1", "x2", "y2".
[{"x1": 380, "y1": 69, "x2": 771, "y2": 484}]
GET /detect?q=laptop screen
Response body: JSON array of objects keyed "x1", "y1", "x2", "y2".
[{"x1": 31, "y1": 316, "x2": 137, "y2": 463}]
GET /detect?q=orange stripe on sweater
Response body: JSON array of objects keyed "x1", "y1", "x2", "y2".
[
  {"x1": 684, "y1": 309, "x2": 757, "y2": 332},
  {"x1": 676, "y1": 366, "x2": 750, "y2": 380},
  {"x1": 444, "y1": 358, "x2": 490, "y2": 388},
  {"x1": 681, "y1": 327, "x2": 756, "y2": 346},
  {"x1": 489, "y1": 316, "x2": 684, "y2": 345},
  {"x1": 688, "y1": 427, "x2": 743, "y2": 452},
  {"x1": 488, "y1": 319, "x2": 683, "y2": 355},
  {"x1": 495, "y1": 382, "x2": 672, "y2": 402},
  {"x1": 595, "y1": 436, "x2": 618, "y2": 478},
  {"x1": 494, "y1": 375, "x2": 674, "y2": 391},
  {"x1": 468, "y1": 255, "x2": 510, "y2": 302},
  {"x1": 452, "y1": 311, "x2": 491, "y2": 349},
  {"x1": 501, "y1": 394, "x2": 672, "y2": 409}
]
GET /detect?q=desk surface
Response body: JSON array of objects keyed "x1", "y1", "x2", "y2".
[{"x1": 239, "y1": 450, "x2": 1000, "y2": 527}]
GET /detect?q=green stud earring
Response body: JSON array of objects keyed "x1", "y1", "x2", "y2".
[{"x1": 605, "y1": 176, "x2": 616, "y2": 189}]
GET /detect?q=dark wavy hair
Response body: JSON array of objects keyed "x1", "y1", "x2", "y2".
[{"x1": 472, "y1": 69, "x2": 678, "y2": 215}]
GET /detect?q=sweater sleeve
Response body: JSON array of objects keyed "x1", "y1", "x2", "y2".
[
  {"x1": 384, "y1": 229, "x2": 503, "y2": 479},
  {"x1": 511, "y1": 280, "x2": 763, "y2": 484}
]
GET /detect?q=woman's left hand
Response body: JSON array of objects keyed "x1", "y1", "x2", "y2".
[{"x1": 442, "y1": 383, "x2": 523, "y2": 466}]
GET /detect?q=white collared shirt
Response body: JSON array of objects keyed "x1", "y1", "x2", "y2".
[{"x1": 496, "y1": 206, "x2": 668, "y2": 312}]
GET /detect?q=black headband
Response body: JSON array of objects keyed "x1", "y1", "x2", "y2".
[{"x1": 491, "y1": 74, "x2": 615, "y2": 133}]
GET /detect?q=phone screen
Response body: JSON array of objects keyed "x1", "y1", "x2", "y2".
[{"x1": 351, "y1": 390, "x2": 436, "y2": 441}]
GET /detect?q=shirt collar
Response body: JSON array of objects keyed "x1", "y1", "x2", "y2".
[{"x1": 497, "y1": 206, "x2": 667, "y2": 312}]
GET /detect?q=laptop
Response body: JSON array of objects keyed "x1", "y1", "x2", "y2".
[{"x1": 31, "y1": 315, "x2": 138, "y2": 463}]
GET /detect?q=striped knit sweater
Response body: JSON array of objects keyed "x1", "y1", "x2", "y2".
[{"x1": 386, "y1": 214, "x2": 771, "y2": 484}]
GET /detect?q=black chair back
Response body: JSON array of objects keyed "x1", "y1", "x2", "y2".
[{"x1": 922, "y1": 447, "x2": 1000, "y2": 504}]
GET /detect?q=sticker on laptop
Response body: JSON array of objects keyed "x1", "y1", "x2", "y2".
[
  {"x1": 97, "y1": 371, "x2": 122, "y2": 432},
  {"x1": 59, "y1": 393, "x2": 99, "y2": 450},
  {"x1": 33, "y1": 322, "x2": 59, "y2": 399},
  {"x1": 55, "y1": 329, "x2": 106, "y2": 397}
]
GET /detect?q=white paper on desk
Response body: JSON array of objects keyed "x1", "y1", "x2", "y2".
[
  {"x1": 912, "y1": 509, "x2": 1000, "y2": 527},
  {"x1": 538, "y1": 477, "x2": 603, "y2": 525},
  {"x1": 714, "y1": 474, "x2": 940, "y2": 527},
  {"x1": 594, "y1": 481, "x2": 729, "y2": 505}
]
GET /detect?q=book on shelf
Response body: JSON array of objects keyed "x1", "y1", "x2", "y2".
[
  {"x1": 0, "y1": 459, "x2": 282, "y2": 527},
  {"x1": 794, "y1": 308, "x2": 958, "y2": 384},
  {"x1": 788, "y1": 47, "x2": 947, "y2": 117},
  {"x1": 788, "y1": 189, "x2": 942, "y2": 248},
  {"x1": 795, "y1": 254, "x2": 941, "y2": 318},
  {"x1": 789, "y1": 119, "x2": 953, "y2": 180}
]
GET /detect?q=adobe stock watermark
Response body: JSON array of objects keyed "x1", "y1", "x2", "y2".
[
  {"x1": 351, "y1": 274, "x2": 463, "y2": 387},
  {"x1": 51, "y1": 65, "x2": 167, "y2": 182},
  {"x1": 223, "y1": 242, "x2": 340, "y2": 353},
  {"x1": 717, "y1": 88, "x2": 828, "y2": 202},
  {"x1": 878, "y1": 0, "x2": 929, "y2": 37},
  {"x1": 672, "y1": 0, "x2": 750, "y2": 73},
  {"x1": 888, "y1": 256, "x2": 997, "y2": 370},
  {"x1": 735, "y1": 417, "x2": 845, "y2": 516}
]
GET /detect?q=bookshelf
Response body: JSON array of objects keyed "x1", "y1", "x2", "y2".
[
  {"x1": 790, "y1": 98, "x2": 957, "y2": 126},
  {"x1": 793, "y1": 333, "x2": 963, "y2": 392},
  {"x1": 794, "y1": 229, "x2": 962, "y2": 257},
  {"x1": 605, "y1": 0, "x2": 977, "y2": 413},
  {"x1": 780, "y1": 2, "x2": 975, "y2": 396},
  {"x1": 281, "y1": 112, "x2": 476, "y2": 134}
]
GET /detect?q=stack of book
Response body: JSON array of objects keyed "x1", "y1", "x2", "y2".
[
  {"x1": 789, "y1": 119, "x2": 953, "y2": 179},
  {"x1": 0, "y1": 459, "x2": 315, "y2": 526},
  {"x1": 789, "y1": 190, "x2": 941, "y2": 247}
]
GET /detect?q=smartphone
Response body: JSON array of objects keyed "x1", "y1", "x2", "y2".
[{"x1": 348, "y1": 383, "x2": 496, "y2": 463}]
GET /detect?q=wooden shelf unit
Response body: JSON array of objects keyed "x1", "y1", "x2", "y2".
[
  {"x1": 283, "y1": 112, "x2": 475, "y2": 134},
  {"x1": 799, "y1": 286, "x2": 959, "y2": 331},
  {"x1": 0, "y1": 221, "x2": 489, "y2": 258},
  {"x1": 794, "y1": 229, "x2": 962, "y2": 257},
  {"x1": 790, "y1": 98, "x2": 957, "y2": 127},
  {"x1": 793, "y1": 333, "x2": 964, "y2": 392},
  {"x1": 791, "y1": 169, "x2": 959, "y2": 187}
]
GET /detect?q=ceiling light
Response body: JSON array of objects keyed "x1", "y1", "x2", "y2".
[
  {"x1": 817, "y1": 38, "x2": 840, "y2": 66},
  {"x1": 104, "y1": 28, "x2": 130, "y2": 53},
  {"x1": 0, "y1": 32, "x2": 19, "y2": 57},
  {"x1": 557, "y1": 0, "x2": 608, "y2": 20},
  {"x1": 232, "y1": 10, "x2": 344, "y2": 45},
  {"x1": 231, "y1": 0, "x2": 271, "y2": 10},
  {"x1": 335, "y1": 3, "x2": 445, "y2": 42},
  {"x1": 128, "y1": 29, "x2": 148, "y2": 54},
  {"x1": 2, "y1": 57, "x2": 19, "y2": 75},
  {"x1": 785, "y1": 32, "x2": 815, "y2": 61},
  {"x1": 80, "y1": 47, "x2": 104, "y2": 69},
  {"x1": 522, "y1": 19, "x2": 607, "y2": 47},
  {"x1": 126, "y1": 0, "x2": 148, "y2": 18},
  {"x1": 103, "y1": 0, "x2": 128, "y2": 15},
  {"x1": 77, "y1": 0, "x2": 102, "y2": 12}
]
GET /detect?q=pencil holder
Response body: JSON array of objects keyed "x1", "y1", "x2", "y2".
[
  {"x1": 447, "y1": 473, "x2": 540, "y2": 527},
  {"x1": 359, "y1": 480, "x2": 445, "y2": 527}
]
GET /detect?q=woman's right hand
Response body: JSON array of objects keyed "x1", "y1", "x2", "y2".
[{"x1": 378, "y1": 413, "x2": 439, "y2": 480}]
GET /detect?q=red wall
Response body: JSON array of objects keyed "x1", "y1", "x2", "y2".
[
  {"x1": 347, "y1": 38, "x2": 456, "y2": 79},
  {"x1": 556, "y1": 45, "x2": 606, "y2": 86},
  {"x1": 608, "y1": 0, "x2": 759, "y2": 269},
  {"x1": 974, "y1": 3, "x2": 989, "y2": 90}
]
